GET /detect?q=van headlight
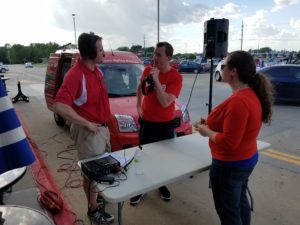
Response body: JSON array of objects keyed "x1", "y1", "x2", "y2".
[
  {"x1": 114, "y1": 114, "x2": 138, "y2": 132},
  {"x1": 181, "y1": 105, "x2": 190, "y2": 123}
]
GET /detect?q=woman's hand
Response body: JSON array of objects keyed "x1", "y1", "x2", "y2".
[
  {"x1": 194, "y1": 118, "x2": 217, "y2": 142},
  {"x1": 194, "y1": 123, "x2": 209, "y2": 137}
]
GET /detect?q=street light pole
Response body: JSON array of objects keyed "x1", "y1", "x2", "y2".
[
  {"x1": 7, "y1": 44, "x2": 11, "y2": 64},
  {"x1": 72, "y1": 14, "x2": 77, "y2": 48},
  {"x1": 157, "y1": 0, "x2": 160, "y2": 43}
]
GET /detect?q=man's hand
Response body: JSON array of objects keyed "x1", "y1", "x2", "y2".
[
  {"x1": 86, "y1": 122, "x2": 101, "y2": 134},
  {"x1": 150, "y1": 67, "x2": 160, "y2": 82},
  {"x1": 137, "y1": 105, "x2": 143, "y2": 118}
]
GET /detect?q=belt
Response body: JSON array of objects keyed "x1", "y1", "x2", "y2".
[{"x1": 100, "y1": 123, "x2": 108, "y2": 127}]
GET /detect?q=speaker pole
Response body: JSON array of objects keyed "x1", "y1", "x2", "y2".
[
  {"x1": 203, "y1": 18, "x2": 229, "y2": 115},
  {"x1": 208, "y1": 59, "x2": 213, "y2": 114}
]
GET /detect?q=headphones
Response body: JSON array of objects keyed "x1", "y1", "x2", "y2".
[{"x1": 87, "y1": 32, "x2": 97, "y2": 60}]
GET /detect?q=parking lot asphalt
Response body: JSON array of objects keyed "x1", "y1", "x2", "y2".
[{"x1": 2, "y1": 65, "x2": 300, "y2": 225}]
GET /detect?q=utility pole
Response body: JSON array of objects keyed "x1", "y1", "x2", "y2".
[
  {"x1": 144, "y1": 35, "x2": 146, "y2": 57},
  {"x1": 241, "y1": 20, "x2": 244, "y2": 50},
  {"x1": 157, "y1": 0, "x2": 160, "y2": 43},
  {"x1": 72, "y1": 14, "x2": 77, "y2": 48}
]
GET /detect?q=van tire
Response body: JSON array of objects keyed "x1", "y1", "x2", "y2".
[{"x1": 54, "y1": 113, "x2": 66, "y2": 127}]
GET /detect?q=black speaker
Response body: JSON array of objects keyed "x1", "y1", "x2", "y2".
[{"x1": 203, "y1": 18, "x2": 229, "y2": 59}]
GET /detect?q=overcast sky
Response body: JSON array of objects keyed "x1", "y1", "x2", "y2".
[{"x1": 1, "y1": 0, "x2": 299, "y2": 53}]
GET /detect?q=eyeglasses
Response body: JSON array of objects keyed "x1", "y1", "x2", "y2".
[{"x1": 221, "y1": 64, "x2": 228, "y2": 70}]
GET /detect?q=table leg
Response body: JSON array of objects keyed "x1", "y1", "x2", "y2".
[
  {"x1": 118, "y1": 202, "x2": 124, "y2": 225},
  {"x1": 0, "y1": 192, "x2": 4, "y2": 205}
]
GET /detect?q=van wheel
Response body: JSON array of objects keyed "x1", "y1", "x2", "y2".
[{"x1": 54, "y1": 113, "x2": 66, "y2": 127}]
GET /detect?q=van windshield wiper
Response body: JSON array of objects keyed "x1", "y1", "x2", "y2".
[
  {"x1": 122, "y1": 92, "x2": 136, "y2": 96},
  {"x1": 108, "y1": 92, "x2": 136, "y2": 97},
  {"x1": 108, "y1": 93, "x2": 123, "y2": 97}
]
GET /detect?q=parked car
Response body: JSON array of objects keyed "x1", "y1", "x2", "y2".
[
  {"x1": 25, "y1": 62, "x2": 33, "y2": 68},
  {"x1": 178, "y1": 61, "x2": 202, "y2": 73},
  {"x1": 170, "y1": 59, "x2": 179, "y2": 70},
  {"x1": 0, "y1": 63, "x2": 9, "y2": 73},
  {"x1": 44, "y1": 50, "x2": 193, "y2": 151},
  {"x1": 259, "y1": 65, "x2": 300, "y2": 103},
  {"x1": 214, "y1": 60, "x2": 224, "y2": 81},
  {"x1": 143, "y1": 58, "x2": 154, "y2": 66},
  {"x1": 193, "y1": 58, "x2": 209, "y2": 71}
]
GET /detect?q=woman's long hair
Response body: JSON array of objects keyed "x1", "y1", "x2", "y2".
[{"x1": 226, "y1": 51, "x2": 274, "y2": 124}]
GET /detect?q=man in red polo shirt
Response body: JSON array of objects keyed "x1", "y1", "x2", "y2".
[
  {"x1": 53, "y1": 32, "x2": 113, "y2": 223},
  {"x1": 130, "y1": 42, "x2": 183, "y2": 206}
]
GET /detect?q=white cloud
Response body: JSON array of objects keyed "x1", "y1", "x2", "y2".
[
  {"x1": 289, "y1": 18, "x2": 300, "y2": 29},
  {"x1": 0, "y1": 0, "x2": 299, "y2": 52},
  {"x1": 207, "y1": 3, "x2": 242, "y2": 20},
  {"x1": 271, "y1": 0, "x2": 298, "y2": 12}
]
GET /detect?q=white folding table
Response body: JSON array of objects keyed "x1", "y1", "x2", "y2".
[{"x1": 80, "y1": 133, "x2": 270, "y2": 225}]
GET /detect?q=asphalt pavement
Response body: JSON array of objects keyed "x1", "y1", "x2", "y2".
[{"x1": 2, "y1": 65, "x2": 300, "y2": 225}]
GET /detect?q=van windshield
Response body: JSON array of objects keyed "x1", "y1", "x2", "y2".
[{"x1": 99, "y1": 63, "x2": 144, "y2": 97}]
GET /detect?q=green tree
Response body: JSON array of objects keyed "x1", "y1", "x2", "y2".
[
  {"x1": 130, "y1": 45, "x2": 142, "y2": 53},
  {"x1": 117, "y1": 46, "x2": 130, "y2": 51},
  {"x1": 1, "y1": 42, "x2": 60, "y2": 64},
  {"x1": 260, "y1": 47, "x2": 272, "y2": 53},
  {"x1": 144, "y1": 47, "x2": 154, "y2": 57}
]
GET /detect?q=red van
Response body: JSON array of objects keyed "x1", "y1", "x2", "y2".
[{"x1": 44, "y1": 49, "x2": 192, "y2": 151}]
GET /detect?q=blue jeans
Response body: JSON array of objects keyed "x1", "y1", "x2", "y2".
[{"x1": 209, "y1": 159, "x2": 255, "y2": 225}]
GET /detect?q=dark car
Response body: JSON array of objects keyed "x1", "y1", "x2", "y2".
[
  {"x1": 143, "y1": 58, "x2": 154, "y2": 66},
  {"x1": 178, "y1": 61, "x2": 202, "y2": 73},
  {"x1": 170, "y1": 59, "x2": 179, "y2": 70},
  {"x1": 259, "y1": 65, "x2": 300, "y2": 103}
]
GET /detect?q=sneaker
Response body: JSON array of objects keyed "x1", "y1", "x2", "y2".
[
  {"x1": 158, "y1": 186, "x2": 171, "y2": 201},
  {"x1": 87, "y1": 207, "x2": 114, "y2": 223},
  {"x1": 97, "y1": 194, "x2": 105, "y2": 205},
  {"x1": 129, "y1": 194, "x2": 145, "y2": 206}
]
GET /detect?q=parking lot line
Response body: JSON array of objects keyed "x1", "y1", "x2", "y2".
[{"x1": 261, "y1": 149, "x2": 300, "y2": 166}]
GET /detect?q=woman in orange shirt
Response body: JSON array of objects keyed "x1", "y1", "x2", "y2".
[{"x1": 196, "y1": 51, "x2": 274, "y2": 225}]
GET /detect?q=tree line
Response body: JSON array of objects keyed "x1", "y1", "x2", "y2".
[
  {"x1": 0, "y1": 43, "x2": 61, "y2": 64},
  {"x1": 0, "y1": 42, "x2": 200, "y2": 64},
  {"x1": 1, "y1": 42, "x2": 296, "y2": 65}
]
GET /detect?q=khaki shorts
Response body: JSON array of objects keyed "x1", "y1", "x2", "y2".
[{"x1": 70, "y1": 123, "x2": 111, "y2": 160}]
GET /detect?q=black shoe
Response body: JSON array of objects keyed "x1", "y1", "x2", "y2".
[
  {"x1": 159, "y1": 186, "x2": 171, "y2": 201},
  {"x1": 97, "y1": 194, "x2": 105, "y2": 205},
  {"x1": 129, "y1": 194, "x2": 145, "y2": 206},
  {"x1": 87, "y1": 207, "x2": 114, "y2": 223}
]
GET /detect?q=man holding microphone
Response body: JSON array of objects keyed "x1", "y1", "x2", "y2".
[{"x1": 130, "y1": 42, "x2": 183, "y2": 206}]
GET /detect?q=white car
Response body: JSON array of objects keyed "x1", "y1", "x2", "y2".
[
  {"x1": 214, "y1": 60, "x2": 263, "y2": 81},
  {"x1": 0, "y1": 63, "x2": 9, "y2": 73},
  {"x1": 25, "y1": 62, "x2": 33, "y2": 68},
  {"x1": 214, "y1": 60, "x2": 224, "y2": 81}
]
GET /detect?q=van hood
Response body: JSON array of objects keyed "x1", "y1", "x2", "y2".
[
  {"x1": 109, "y1": 97, "x2": 182, "y2": 118},
  {"x1": 109, "y1": 97, "x2": 138, "y2": 117}
]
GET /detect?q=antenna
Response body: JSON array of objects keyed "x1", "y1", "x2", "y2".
[{"x1": 109, "y1": 42, "x2": 114, "y2": 56}]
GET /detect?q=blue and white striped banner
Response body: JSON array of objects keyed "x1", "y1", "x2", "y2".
[{"x1": 0, "y1": 81, "x2": 35, "y2": 174}]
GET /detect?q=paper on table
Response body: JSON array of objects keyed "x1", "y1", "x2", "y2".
[{"x1": 109, "y1": 152, "x2": 133, "y2": 167}]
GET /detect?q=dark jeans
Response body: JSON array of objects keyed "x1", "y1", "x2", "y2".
[
  {"x1": 138, "y1": 118, "x2": 175, "y2": 194},
  {"x1": 209, "y1": 159, "x2": 255, "y2": 225},
  {"x1": 139, "y1": 118, "x2": 175, "y2": 145}
]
